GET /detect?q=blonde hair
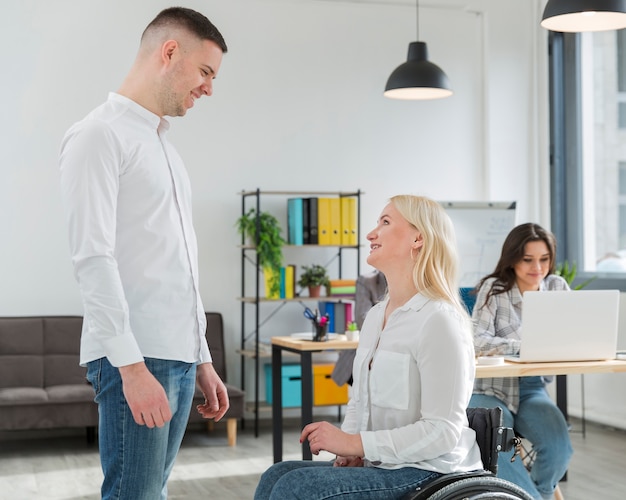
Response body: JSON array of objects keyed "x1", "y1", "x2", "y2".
[{"x1": 390, "y1": 195, "x2": 466, "y2": 315}]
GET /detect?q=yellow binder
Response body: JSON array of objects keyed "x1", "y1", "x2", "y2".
[
  {"x1": 340, "y1": 197, "x2": 357, "y2": 246},
  {"x1": 328, "y1": 197, "x2": 341, "y2": 245},
  {"x1": 317, "y1": 198, "x2": 331, "y2": 245}
]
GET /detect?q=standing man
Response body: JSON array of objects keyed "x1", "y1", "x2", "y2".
[{"x1": 59, "y1": 8, "x2": 229, "y2": 499}]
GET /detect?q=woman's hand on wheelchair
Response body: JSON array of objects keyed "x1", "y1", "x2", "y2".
[{"x1": 334, "y1": 455, "x2": 363, "y2": 467}]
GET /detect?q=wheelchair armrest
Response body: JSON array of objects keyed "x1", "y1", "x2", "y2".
[
  {"x1": 491, "y1": 425, "x2": 522, "y2": 475},
  {"x1": 496, "y1": 426, "x2": 520, "y2": 454}
]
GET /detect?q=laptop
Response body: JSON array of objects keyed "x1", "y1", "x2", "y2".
[{"x1": 505, "y1": 289, "x2": 620, "y2": 363}]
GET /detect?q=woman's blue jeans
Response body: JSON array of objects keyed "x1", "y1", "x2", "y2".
[
  {"x1": 254, "y1": 459, "x2": 442, "y2": 499},
  {"x1": 87, "y1": 357, "x2": 196, "y2": 500},
  {"x1": 470, "y1": 377, "x2": 573, "y2": 500}
]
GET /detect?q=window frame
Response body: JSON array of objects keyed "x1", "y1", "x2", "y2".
[{"x1": 549, "y1": 31, "x2": 626, "y2": 290}]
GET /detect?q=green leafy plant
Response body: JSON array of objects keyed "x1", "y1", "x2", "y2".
[
  {"x1": 555, "y1": 260, "x2": 596, "y2": 290},
  {"x1": 236, "y1": 208, "x2": 285, "y2": 296},
  {"x1": 297, "y1": 264, "x2": 330, "y2": 288}
]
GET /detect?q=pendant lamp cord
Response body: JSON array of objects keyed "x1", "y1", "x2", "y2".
[{"x1": 416, "y1": 0, "x2": 420, "y2": 39}]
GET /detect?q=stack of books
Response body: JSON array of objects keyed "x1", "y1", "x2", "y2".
[
  {"x1": 328, "y1": 279, "x2": 356, "y2": 297},
  {"x1": 318, "y1": 301, "x2": 354, "y2": 333},
  {"x1": 287, "y1": 197, "x2": 357, "y2": 246},
  {"x1": 264, "y1": 265, "x2": 296, "y2": 300}
]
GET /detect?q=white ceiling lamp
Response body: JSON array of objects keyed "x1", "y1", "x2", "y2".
[
  {"x1": 541, "y1": 0, "x2": 626, "y2": 32},
  {"x1": 384, "y1": 0, "x2": 452, "y2": 100}
]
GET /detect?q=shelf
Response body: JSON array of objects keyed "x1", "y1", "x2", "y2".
[
  {"x1": 239, "y1": 244, "x2": 362, "y2": 249},
  {"x1": 237, "y1": 348, "x2": 299, "y2": 359},
  {"x1": 245, "y1": 401, "x2": 348, "y2": 414},
  {"x1": 237, "y1": 296, "x2": 354, "y2": 304},
  {"x1": 239, "y1": 190, "x2": 364, "y2": 197},
  {"x1": 239, "y1": 188, "x2": 361, "y2": 437},
  {"x1": 246, "y1": 401, "x2": 272, "y2": 413}
]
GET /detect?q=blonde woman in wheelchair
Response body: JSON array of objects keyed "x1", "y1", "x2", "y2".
[
  {"x1": 255, "y1": 195, "x2": 486, "y2": 499},
  {"x1": 469, "y1": 223, "x2": 573, "y2": 500}
]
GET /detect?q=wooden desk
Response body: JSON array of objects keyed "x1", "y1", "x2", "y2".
[
  {"x1": 475, "y1": 359, "x2": 626, "y2": 378},
  {"x1": 270, "y1": 335, "x2": 626, "y2": 463},
  {"x1": 271, "y1": 335, "x2": 357, "y2": 463},
  {"x1": 476, "y1": 359, "x2": 626, "y2": 428}
]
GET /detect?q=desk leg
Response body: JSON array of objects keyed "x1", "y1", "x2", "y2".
[
  {"x1": 556, "y1": 375, "x2": 568, "y2": 421},
  {"x1": 272, "y1": 344, "x2": 283, "y2": 464},
  {"x1": 301, "y1": 352, "x2": 313, "y2": 460},
  {"x1": 556, "y1": 374, "x2": 568, "y2": 481}
]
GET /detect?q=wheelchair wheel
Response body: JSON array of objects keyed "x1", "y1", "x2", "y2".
[{"x1": 426, "y1": 476, "x2": 534, "y2": 500}]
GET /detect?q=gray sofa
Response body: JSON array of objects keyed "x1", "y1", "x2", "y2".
[
  {"x1": 0, "y1": 316, "x2": 98, "y2": 440},
  {"x1": 0, "y1": 313, "x2": 244, "y2": 445}
]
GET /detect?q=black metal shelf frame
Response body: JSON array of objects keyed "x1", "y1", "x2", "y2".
[{"x1": 238, "y1": 188, "x2": 362, "y2": 436}]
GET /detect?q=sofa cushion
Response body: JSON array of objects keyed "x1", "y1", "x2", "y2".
[
  {"x1": 0, "y1": 355, "x2": 44, "y2": 389},
  {"x1": 47, "y1": 384, "x2": 95, "y2": 403},
  {"x1": 0, "y1": 387, "x2": 48, "y2": 405},
  {"x1": 0, "y1": 318, "x2": 44, "y2": 354},
  {"x1": 43, "y1": 317, "x2": 86, "y2": 387},
  {"x1": 0, "y1": 319, "x2": 44, "y2": 389}
]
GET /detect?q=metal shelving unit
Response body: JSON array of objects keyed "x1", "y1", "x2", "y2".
[{"x1": 238, "y1": 188, "x2": 362, "y2": 436}]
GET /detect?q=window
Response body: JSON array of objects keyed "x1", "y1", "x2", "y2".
[{"x1": 550, "y1": 29, "x2": 626, "y2": 286}]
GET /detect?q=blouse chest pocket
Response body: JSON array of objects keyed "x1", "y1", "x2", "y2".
[{"x1": 370, "y1": 350, "x2": 410, "y2": 410}]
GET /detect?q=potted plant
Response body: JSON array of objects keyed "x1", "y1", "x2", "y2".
[
  {"x1": 297, "y1": 264, "x2": 330, "y2": 298},
  {"x1": 555, "y1": 260, "x2": 596, "y2": 289},
  {"x1": 236, "y1": 208, "x2": 285, "y2": 297}
]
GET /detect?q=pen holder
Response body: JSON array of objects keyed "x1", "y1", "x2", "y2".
[{"x1": 313, "y1": 323, "x2": 328, "y2": 342}]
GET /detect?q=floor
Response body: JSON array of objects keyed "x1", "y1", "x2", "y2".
[{"x1": 0, "y1": 417, "x2": 624, "y2": 499}]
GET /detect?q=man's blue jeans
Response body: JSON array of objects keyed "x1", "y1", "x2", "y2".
[
  {"x1": 87, "y1": 357, "x2": 196, "y2": 500},
  {"x1": 254, "y1": 459, "x2": 442, "y2": 499},
  {"x1": 470, "y1": 377, "x2": 573, "y2": 500}
]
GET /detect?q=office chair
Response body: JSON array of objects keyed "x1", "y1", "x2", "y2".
[{"x1": 402, "y1": 407, "x2": 534, "y2": 500}]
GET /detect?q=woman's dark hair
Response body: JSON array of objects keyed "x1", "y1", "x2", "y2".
[{"x1": 476, "y1": 222, "x2": 557, "y2": 305}]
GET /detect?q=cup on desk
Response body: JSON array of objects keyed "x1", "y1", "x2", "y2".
[
  {"x1": 345, "y1": 329, "x2": 359, "y2": 342},
  {"x1": 314, "y1": 323, "x2": 328, "y2": 342}
]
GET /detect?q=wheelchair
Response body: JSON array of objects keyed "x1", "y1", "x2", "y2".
[{"x1": 401, "y1": 407, "x2": 534, "y2": 500}]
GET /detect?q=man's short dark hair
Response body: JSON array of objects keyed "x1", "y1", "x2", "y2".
[{"x1": 143, "y1": 7, "x2": 228, "y2": 53}]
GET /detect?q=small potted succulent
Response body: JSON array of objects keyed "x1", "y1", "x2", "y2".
[{"x1": 297, "y1": 264, "x2": 330, "y2": 298}]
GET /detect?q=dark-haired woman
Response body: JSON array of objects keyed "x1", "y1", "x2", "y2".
[{"x1": 469, "y1": 222, "x2": 573, "y2": 500}]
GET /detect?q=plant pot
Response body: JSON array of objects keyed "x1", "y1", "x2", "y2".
[{"x1": 308, "y1": 285, "x2": 322, "y2": 298}]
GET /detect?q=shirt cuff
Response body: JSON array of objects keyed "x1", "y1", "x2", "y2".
[
  {"x1": 198, "y1": 340, "x2": 213, "y2": 364},
  {"x1": 102, "y1": 333, "x2": 143, "y2": 367},
  {"x1": 360, "y1": 431, "x2": 380, "y2": 462}
]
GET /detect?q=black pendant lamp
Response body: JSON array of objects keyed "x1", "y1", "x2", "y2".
[
  {"x1": 384, "y1": 0, "x2": 452, "y2": 100},
  {"x1": 541, "y1": 0, "x2": 626, "y2": 32}
]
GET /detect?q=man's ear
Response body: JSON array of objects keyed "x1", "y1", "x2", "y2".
[{"x1": 161, "y1": 39, "x2": 178, "y2": 65}]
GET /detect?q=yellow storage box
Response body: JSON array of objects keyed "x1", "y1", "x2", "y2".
[{"x1": 313, "y1": 363, "x2": 349, "y2": 406}]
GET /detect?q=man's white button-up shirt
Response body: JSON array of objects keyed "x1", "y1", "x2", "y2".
[{"x1": 60, "y1": 92, "x2": 210, "y2": 367}]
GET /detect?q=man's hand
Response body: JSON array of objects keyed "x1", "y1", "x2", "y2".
[
  {"x1": 300, "y1": 421, "x2": 364, "y2": 457},
  {"x1": 119, "y1": 361, "x2": 172, "y2": 428},
  {"x1": 195, "y1": 362, "x2": 229, "y2": 421}
]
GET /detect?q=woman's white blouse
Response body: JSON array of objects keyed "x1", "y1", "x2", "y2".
[{"x1": 341, "y1": 293, "x2": 482, "y2": 473}]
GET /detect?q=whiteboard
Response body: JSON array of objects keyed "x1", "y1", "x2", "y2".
[{"x1": 440, "y1": 201, "x2": 517, "y2": 288}]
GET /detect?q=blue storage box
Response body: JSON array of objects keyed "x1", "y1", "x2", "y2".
[{"x1": 265, "y1": 363, "x2": 302, "y2": 407}]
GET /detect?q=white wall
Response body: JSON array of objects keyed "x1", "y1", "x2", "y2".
[{"x1": 3, "y1": 0, "x2": 623, "y2": 428}]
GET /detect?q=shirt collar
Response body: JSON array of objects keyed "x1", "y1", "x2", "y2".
[
  {"x1": 511, "y1": 282, "x2": 524, "y2": 305},
  {"x1": 383, "y1": 292, "x2": 431, "y2": 313},
  {"x1": 107, "y1": 92, "x2": 170, "y2": 132}
]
